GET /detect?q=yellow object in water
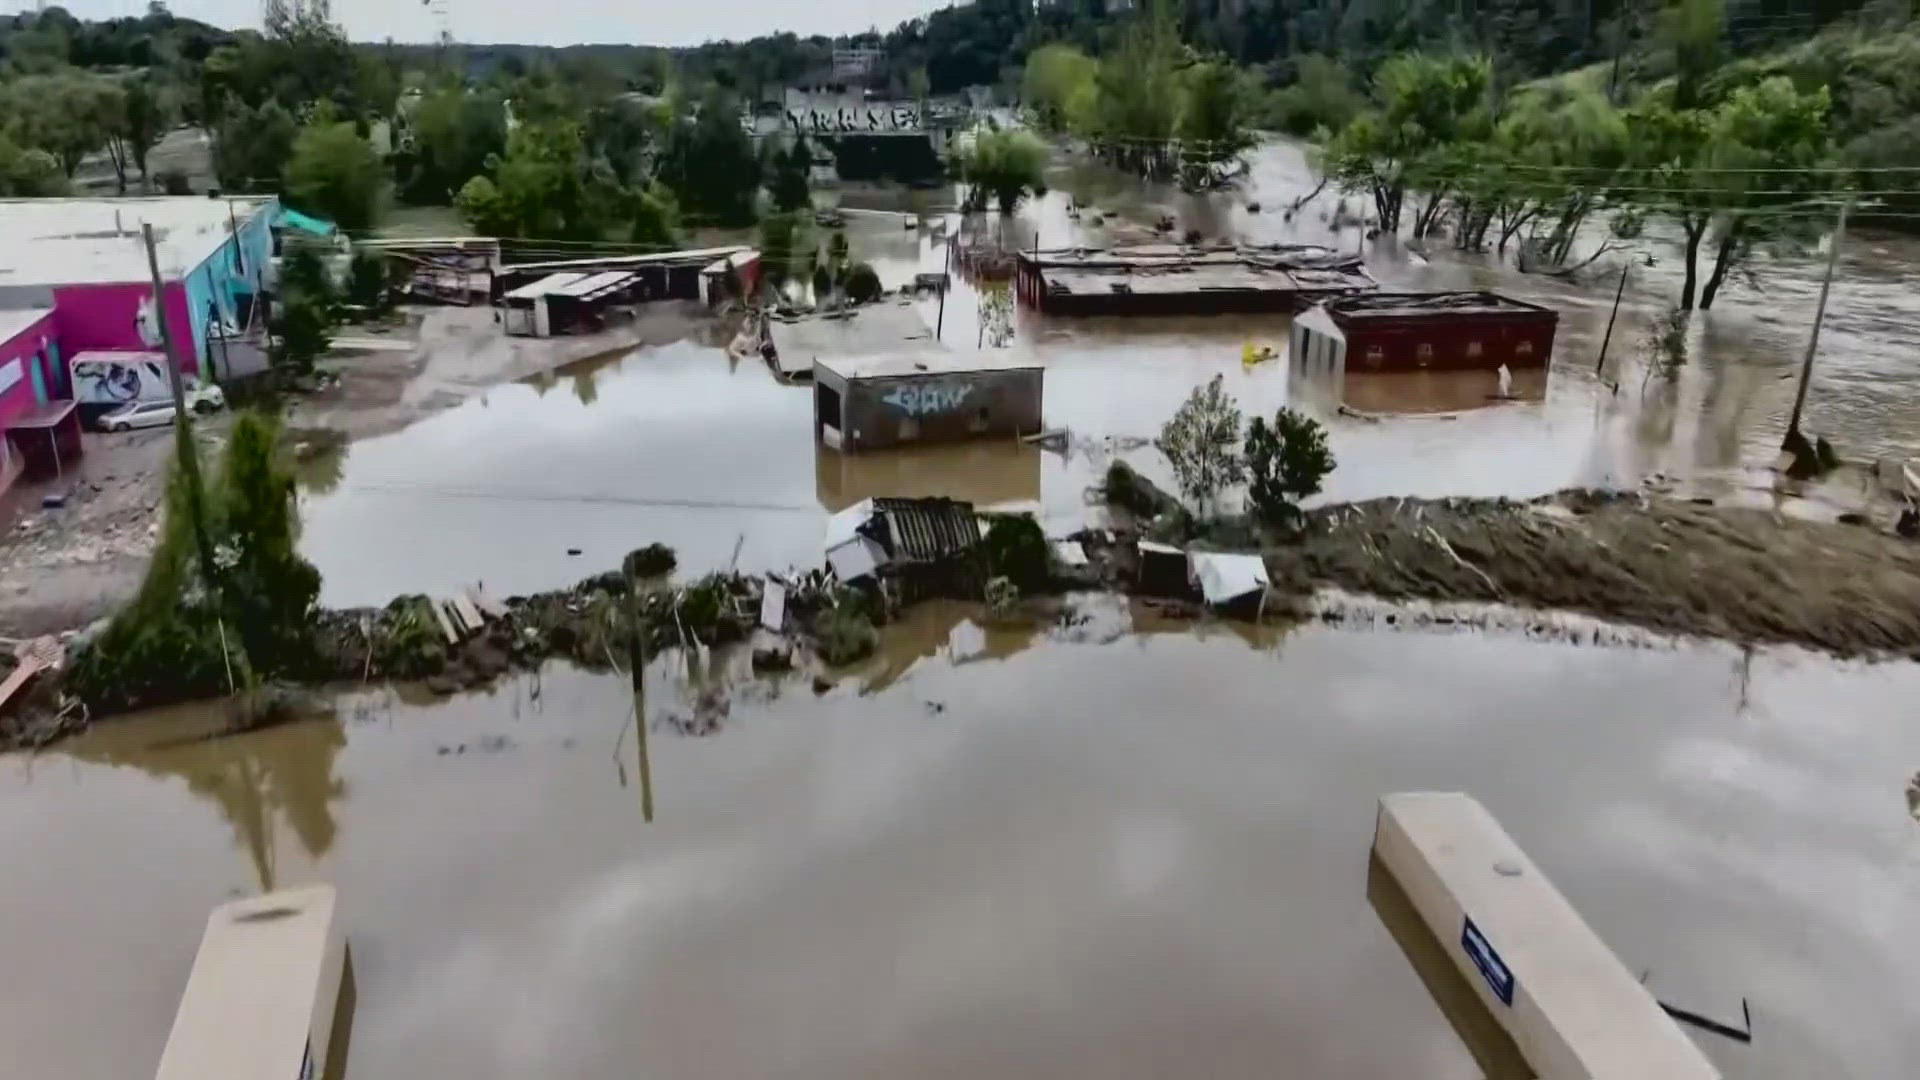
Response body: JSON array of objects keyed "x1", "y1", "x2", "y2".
[{"x1": 1242, "y1": 342, "x2": 1277, "y2": 368}]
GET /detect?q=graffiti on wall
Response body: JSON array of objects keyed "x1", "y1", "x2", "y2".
[
  {"x1": 881, "y1": 381, "x2": 974, "y2": 416},
  {"x1": 787, "y1": 105, "x2": 922, "y2": 134}
]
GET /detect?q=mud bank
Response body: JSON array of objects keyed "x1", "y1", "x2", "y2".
[{"x1": 1265, "y1": 490, "x2": 1920, "y2": 658}]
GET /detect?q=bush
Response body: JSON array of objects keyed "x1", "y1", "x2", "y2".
[
  {"x1": 981, "y1": 514, "x2": 1051, "y2": 593},
  {"x1": 157, "y1": 168, "x2": 192, "y2": 195},
  {"x1": 345, "y1": 251, "x2": 392, "y2": 312},
  {"x1": 814, "y1": 604, "x2": 877, "y2": 665},
  {"x1": 1244, "y1": 407, "x2": 1335, "y2": 529},
  {"x1": 622, "y1": 543, "x2": 677, "y2": 578},
  {"x1": 844, "y1": 262, "x2": 883, "y2": 304}
]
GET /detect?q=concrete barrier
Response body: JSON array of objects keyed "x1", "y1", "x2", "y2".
[
  {"x1": 155, "y1": 884, "x2": 346, "y2": 1080},
  {"x1": 1373, "y1": 793, "x2": 1719, "y2": 1078}
]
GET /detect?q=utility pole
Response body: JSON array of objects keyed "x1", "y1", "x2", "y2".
[
  {"x1": 143, "y1": 223, "x2": 219, "y2": 591},
  {"x1": 1784, "y1": 196, "x2": 1849, "y2": 447},
  {"x1": 1593, "y1": 263, "x2": 1628, "y2": 389},
  {"x1": 934, "y1": 231, "x2": 953, "y2": 341}
]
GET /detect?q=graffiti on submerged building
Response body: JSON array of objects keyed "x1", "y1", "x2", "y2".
[{"x1": 881, "y1": 381, "x2": 974, "y2": 416}]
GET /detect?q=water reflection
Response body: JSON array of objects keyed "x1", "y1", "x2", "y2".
[
  {"x1": 815, "y1": 439, "x2": 1042, "y2": 513},
  {"x1": 60, "y1": 706, "x2": 345, "y2": 891},
  {"x1": 1366, "y1": 855, "x2": 1532, "y2": 1079}
]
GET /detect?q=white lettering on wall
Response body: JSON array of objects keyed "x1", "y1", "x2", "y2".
[{"x1": 881, "y1": 381, "x2": 974, "y2": 416}]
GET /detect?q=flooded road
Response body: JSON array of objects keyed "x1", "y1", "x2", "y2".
[{"x1": 4, "y1": 613, "x2": 1919, "y2": 1078}]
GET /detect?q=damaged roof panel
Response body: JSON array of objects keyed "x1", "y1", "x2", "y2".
[{"x1": 874, "y1": 497, "x2": 982, "y2": 561}]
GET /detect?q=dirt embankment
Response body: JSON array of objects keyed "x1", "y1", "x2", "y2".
[{"x1": 1266, "y1": 490, "x2": 1920, "y2": 658}]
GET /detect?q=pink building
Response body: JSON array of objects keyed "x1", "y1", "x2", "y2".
[{"x1": 0, "y1": 307, "x2": 79, "y2": 499}]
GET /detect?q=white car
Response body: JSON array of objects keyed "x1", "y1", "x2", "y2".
[{"x1": 100, "y1": 385, "x2": 226, "y2": 432}]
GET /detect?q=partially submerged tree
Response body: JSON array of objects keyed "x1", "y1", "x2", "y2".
[
  {"x1": 1155, "y1": 374, "x2": 1245, "y2": 517},
  {"x1": 957, "y1": 128, "x2": 1048, "y2": 213},
  {"x1": 1244, "y1": 408, "x2": 1335, "y2": 529}
]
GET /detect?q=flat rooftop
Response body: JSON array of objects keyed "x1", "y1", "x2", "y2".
[
  {"x1": 0, "y1": 196, "x2": 273, "y2": 287},
  {"x1": 1021, "y1": 244, "x2": 1375, "y2": 297},
  {"x1": 768, "y1": 303, "x2": 935, "y2": 375},
  {"x1": 0, "y1": 306, "x2": 53, "y2": 344},
  {"x1": 816, "y1": 350, "x2": 1042, "y2": 380},
  {"x1": 1328, "y1": 291, "x2": 1554, "y2": 320}
]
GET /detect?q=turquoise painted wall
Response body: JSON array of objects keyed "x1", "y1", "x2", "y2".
[{"x1": 182, "y1": 198, "x2": 278, "y2": 369}]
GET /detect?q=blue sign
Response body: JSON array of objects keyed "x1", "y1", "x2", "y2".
[{"x1": 1461, "y1": 916, "x2": 1516, "y2": 1006}]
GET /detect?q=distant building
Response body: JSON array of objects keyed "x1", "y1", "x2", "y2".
[
  {"x1": 832, "y1": 47, "x2": 885, "y2": 81},
  {"x1": 0, "y1": 196, "x2": 275, "y2": 493},
  {"x1": 0, "y1": 195, "x2": 276, "y2": 378}
]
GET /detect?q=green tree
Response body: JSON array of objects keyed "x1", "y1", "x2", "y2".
[
  {"x1": 401, "y1": 86, "x2": 507, "y2": 204},
  {"x1": 271, "y1": 293, "x2": 332, "y2": 376},
  {"x1": 213, "y1": 98, "x2": 297, "y2": 190},
  {"x1": 453, "y1": 121, "x2": 623, "y2": 240},
  {"x1": 114, "y1": 74, "x2": 175, "y2": 189},
  {"x1": 1695, "y1": 78, "x2": 1835, "y2": 308},
  {"x1": 285, "y1": 119, "x2": 385, "y2": 231},
  {"x1": 345, "y1": 250, "x2": 392, "y2": 312},
  {"x1": 1177, "y1": 59, "x2": 1254, "y2": 189},
  {"x1": 215, "y1": 410, "x2": 321, "y2": 673},
  {"x1": 1022, "y1": 43, "x2": 1097, "y2": 132},
  {"x1": 1265, "y1": 54, "x2": 1363, "y2": 137},
  {"x1": 0, "y1": 134, "x2": 64, "y2": 196},
  {"x1": 770, "y1": 134, "x2": 811, "y2": 211},
  {"x1": 630, "y1": 182, "x2": 682, "y2": 247},
  {"x1": 4, "y1": 71, "x2": 121, "y2": 178},
  {"x1": 1321, "y1": 52, "x2": 1494, "y2": 235},
  {"x1": 1244, "y1": 408, "x2": 1335, "y2": 529},
  {"x1": 958, "y1": 128, "x2": 1048, "y2": 213},
  {"x1": 1155, "y1": 373, "x2": 1245, "y2": 517},
  {"x1": 656, "y1": 86, "x2": 761, "y2": 227}
]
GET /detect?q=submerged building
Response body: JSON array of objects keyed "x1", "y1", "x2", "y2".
[
  {"x1": 1013, "y1": 244, "x2": 1375, "y2": 316},
  {"x1": 1291, "y1": 292, "x2": 1559, "y2": 374}
]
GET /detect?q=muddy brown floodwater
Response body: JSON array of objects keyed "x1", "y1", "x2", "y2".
[
  {"x1": 297, "y1": 139, "x2": 1920, "y2": 606},
  {"x1": 2, "y1": 605, "x2": 1919, "y2": 1078},
  {"x1": 11, "y1": 138, "x2": 1920, "y2": 1078}
]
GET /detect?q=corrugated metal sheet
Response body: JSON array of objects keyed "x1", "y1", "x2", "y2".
[
  {"x1": 873, "y1": 497, "x2": 980, "y2": 561},
  {"x1": 503, "y1": 272, "x2": 585, "y2": 300}
]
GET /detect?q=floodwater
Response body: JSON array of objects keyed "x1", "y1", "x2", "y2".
[
  {"x1": 3, "y1": 606, "x2": 1920, "y2": 1078},
  {"x1": 16, "y1": 139, "x2": 1920, "y2": 1079},
  {"x1": 300, "y1": 138, "x2": 1920, "y2": 604}
]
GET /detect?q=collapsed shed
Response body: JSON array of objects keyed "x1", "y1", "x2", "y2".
[
  {"x1": 495, "y1": 246, "x2": 758, "y2": 308},
  {"x1": 1014, "y1": 244, "x2": 1375, "y2": 316},
  {"x1": 824, "y1": 496, "x2": 986, "y2": 599},
  {"x1": 501, "y1": 271, "x2": 643, "y2": 337},
  {"x1": 813, "y1": 351, "x2": 1044, "y2": 452}
]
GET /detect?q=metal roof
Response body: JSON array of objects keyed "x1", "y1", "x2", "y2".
[
  {"x1": 550, "y1": 270, "x2": 637, "y2": 300},
  {"x1": 815, "y1": 350, "x2": 1042, "y2": 381},
  {"x1": 0, "y1": 307, "x2": 54, "y2": 345},
  {"x1": 1327, "y1": 291, "x2": 1555, "y2": 320},
  {"x1": 873, "y1": 497, "x2": 981, "y2": 562},
  {"x1": 502, "y1": 272, "x2": 586, "y2": 300}
]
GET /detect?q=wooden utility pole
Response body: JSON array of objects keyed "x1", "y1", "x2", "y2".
[
  {"x1": 1785, "y1": 196, "x2": 1849, "y2": 446},
  {"x1": 934, "y1": 232, "x2": 953, "y2": 341},
  {"x1": 1593, "y1": 263, "x2": 1629, "y2": 388},
  {"x1": 143, "y1": 222, "x2": 219, "y2": 590}
]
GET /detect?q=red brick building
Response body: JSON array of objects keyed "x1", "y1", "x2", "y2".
[{"x1": 1291, "y1": 292, "x2": 1558, "y2": 375}]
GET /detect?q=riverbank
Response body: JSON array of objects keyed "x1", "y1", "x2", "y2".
[
  {"x1": 9, "y1": 485, "x2": 1920, "y2": 751},
  {"x1": 1265, "y1": 489, "x2": 1920, "y2": 657}
]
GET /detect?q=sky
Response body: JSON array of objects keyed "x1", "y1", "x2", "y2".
[{"x1": 46, "y1": 0, "x2": 947, "y2": 47}]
